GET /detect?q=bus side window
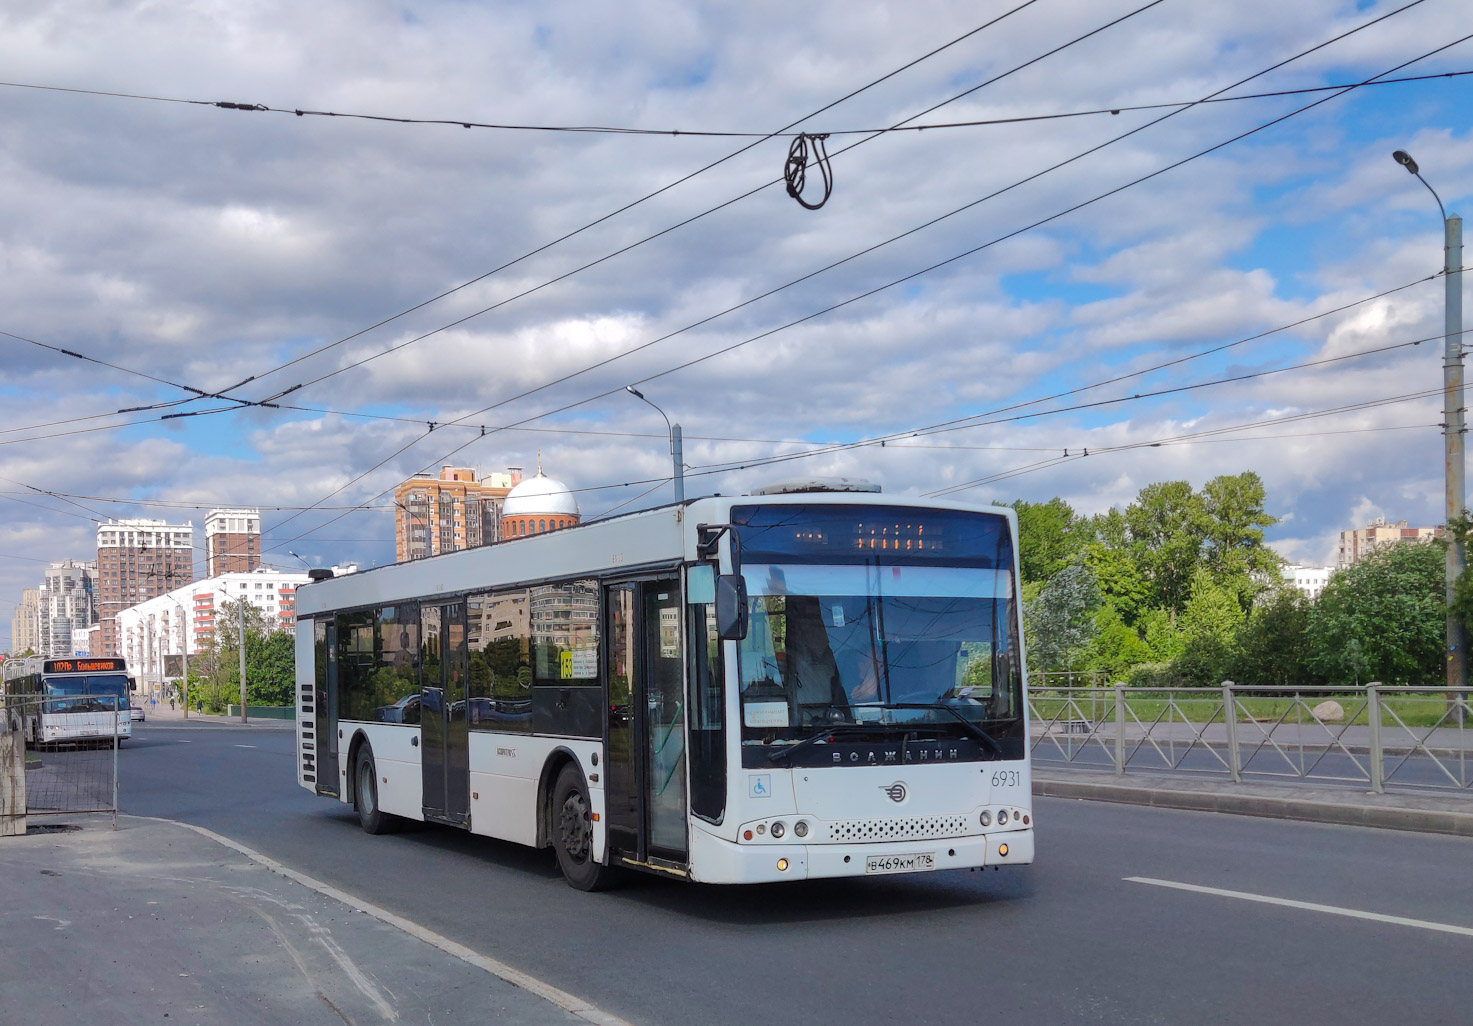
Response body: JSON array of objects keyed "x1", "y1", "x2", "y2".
[{"x1": 336, "y1": 610, "x2": 375, "y2": 722}]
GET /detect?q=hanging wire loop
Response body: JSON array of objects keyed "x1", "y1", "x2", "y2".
[{"x1": 784, "y1": 132, "x2": 834, "y2": 210}]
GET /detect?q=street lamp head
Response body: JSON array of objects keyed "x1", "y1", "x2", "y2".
[
  {"x1": 625, "y1": 385, "x2": 645, "y2": 400},
  {"x1": 1392, "y1": 149, "x2": 1420, "y2": 175}
]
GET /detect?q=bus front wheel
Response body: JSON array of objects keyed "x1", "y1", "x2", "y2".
[
  {"x1": 354, "y1": 747, "x2": 400, "y2": 835},
  {"x1": 552, "y1": 763, "x2": 616, "y2": 892}
]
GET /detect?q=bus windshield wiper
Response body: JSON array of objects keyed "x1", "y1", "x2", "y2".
[
  {"x1": 883, "y1": 703, "x2": 1003, "y2": 754},
  {"x1": 766, "y1": 723, "x2": 904, "y2": 764}
]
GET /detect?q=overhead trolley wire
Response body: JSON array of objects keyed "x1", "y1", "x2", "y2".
[
  {"x1": 199, "y1": 1, "x2": 1052, "y2": 398},
  {"x1": 923, "y1": 390, "x2": 1446, "y2": 496},
  {"x1": 680, "y1": 332, "x2": 1457, "y2": 481},
  {"x1": 293, "y1": 0, "x2": 1430, "y2": 446},
  {"x1": 5, "y1": 59, "x2": 1465, "y2": 139},
  {"x1": 223, "y1": 0, "x2": 1172, "y2": 404},
  {"x1": 223, "y1": 8, "x2": 1443, "y2": 547}
]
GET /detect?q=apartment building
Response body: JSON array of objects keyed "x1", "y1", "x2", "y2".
[
  {"x1": 394, "y1": 466, "x2": 516, "y2": 561},
  {"x1": 96, "y1": 518, "x2": 196, "y2": 657},
  {"x1": 205, "y1": 508, "x2": 262, "y2": 576}
]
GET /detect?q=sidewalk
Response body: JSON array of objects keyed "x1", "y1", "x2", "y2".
[
  {"x1": 1033, "y1": 767, "x2": 1473, "y2": 837},
  {"x1": 0, "y1": 816, "x2": 616, "y2": 1026},
  {"x1": 141, "y1": 701, "x2": 294, "y2": 730}
]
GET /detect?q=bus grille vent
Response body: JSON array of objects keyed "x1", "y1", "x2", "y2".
[{"x1": 827, "y1": 815, "x2": 971, "y2": 843}]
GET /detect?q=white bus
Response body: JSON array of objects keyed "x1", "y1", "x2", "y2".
[
  {"x1": 294, "y1": 486, "x2": 1033, "y2": 889},
  {"x1": 3, "y1": 657, "x2": 134, "y2": 746}
]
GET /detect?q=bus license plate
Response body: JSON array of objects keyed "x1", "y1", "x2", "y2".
[{"x1": 865, "y1": 852, "x2": 936, "y2": 875}]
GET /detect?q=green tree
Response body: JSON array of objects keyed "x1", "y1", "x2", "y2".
[
  {"x1": 1140, "y1": 607, "x2": 1185, "y2": 664},
  {"x1": 1080, "y1": 542, "x2": 1150, "y2": 623},
  {"x1": 1125, "y1": 480, "x2": 1207, "y2": 616},
  {"x1": 1086, "y1": 604, "x2": 1152, "y2": 678},
  {"x1": 1306, "y1": 542, "x2": 1444, "y2": 685},
  {"x1": 1200, "y1": 471, "x2": 1281, "y2": 611},
  {"x1": 247, "y1": 631, "x2": 296, "y2": 706},
  {"x1": 1024, "y1": 564, "x2": 1101, "y2": 673},
  {"x1": 1230, "y1": 586, "x2": 1312, "y2": 686},
  {"x1": 1008, "y1": 497, "x2": 1082, "y2": 585},
  {"x1": 1172, "y1": 567, "x2": 1245, "y2": 684}
]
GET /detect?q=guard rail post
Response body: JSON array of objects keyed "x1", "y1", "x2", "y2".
[
  {"x1": 1113, "y1": 685, "x2": 1126, "y2": 775},
  {"x1": 1367, "y1": 685, "x2": 1385, "y2": 794},
  {"x1": 1222, "y1": 683, "x2": 1241, "y2": 783}
]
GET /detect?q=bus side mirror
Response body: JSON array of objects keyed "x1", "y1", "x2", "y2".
[{"x1": 715, "y1": 575, "x2": 748, "y2": 641}]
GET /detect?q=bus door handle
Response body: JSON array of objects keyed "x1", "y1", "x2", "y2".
[{"x1": 411, "y1": 736, "x2": 419, "y2": 747}]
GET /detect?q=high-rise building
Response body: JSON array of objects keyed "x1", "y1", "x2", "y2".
[
  {"x1": 117, "y1": 567, "x2": 309, "y2": 697},
  {"x1": 205, "y1": 508, "x2": 262, "y2": 576},
  {"x1": 37, "y1": 559, "x2": 98, "y2": 658},
  {"x1": 394, "y1": 466, "x2": 516, "y2": 562},
  {"x1": 1336, "y1": 516, "x2": 1443, "y2": 568},
  {"x1": 96, "y1": 518, "x2": 196, "y2": 657},
  {"x1": 11, "y1": 587, "x2": 41, "y2": 654}
]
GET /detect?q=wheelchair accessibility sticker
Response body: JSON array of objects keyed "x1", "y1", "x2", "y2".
[{"x1": 749, "y1": 774, "x2": 772, "y2": 798}]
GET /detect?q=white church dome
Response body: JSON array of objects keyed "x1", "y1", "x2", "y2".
[{"x1": 503, "y1": 471, "x2": 579, "y2": 517}]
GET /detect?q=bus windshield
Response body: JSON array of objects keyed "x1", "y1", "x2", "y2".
[
  {"x1": 735, "y1": 561, "x2": 1022, "y2": 743},
  {"x1": 42, "y1": 673, "x2": 129, "y2": 712}
]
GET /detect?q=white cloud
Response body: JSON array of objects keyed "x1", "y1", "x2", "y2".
[{"x1": 3, "y1": 0, "x2": 1471, "y2": 638}]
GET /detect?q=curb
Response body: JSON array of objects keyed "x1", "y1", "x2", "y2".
[{"x1": 1032, "y1": 777, "x2": 1473, "y2": 838}]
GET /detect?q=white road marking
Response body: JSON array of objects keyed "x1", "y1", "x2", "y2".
[
  {"x1": 234, "y1": 744, "x2": 256, "y2": 749},
  {"x1": 132, "y1": 816, "x2": 635, "y2": 1026},
  {"x1": 1126, "y1": 877, "x2": 1473, "y2": 938},
  {"x1": 177, "y1": 740, "x2": 191, "y2": 743}
]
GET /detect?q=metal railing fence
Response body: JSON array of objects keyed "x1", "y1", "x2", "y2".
[
  {"x1": 1029, "y1": 684, "x2": 1472, "y2": 795},
  {"x1": 1, "y1": 695, "x2": 121, "y2": 829}
]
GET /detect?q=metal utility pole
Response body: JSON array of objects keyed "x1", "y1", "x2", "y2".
[
  {"x1": 1392, "y1": 150, "x2": 1466, "y2": 693},
  {"x1": 625, "y1": 386, "x2": 685, "y2": 502},
  {"x1": 171, "y1": 596, "x2": 190, "y2": 720},
  {"x1": 238, "y1": 598, "x2": 248, "y2": 723}
]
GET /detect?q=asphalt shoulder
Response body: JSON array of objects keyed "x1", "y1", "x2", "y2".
[
  {"x1": 1033, "y1": 767, "x2": 1473, "y2": 837},
  {"x1": 0, "y1": 816, "x2": 596, "y2": 1026}
]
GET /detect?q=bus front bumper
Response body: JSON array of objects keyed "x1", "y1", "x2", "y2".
[{"x1": 686, "y1": 827, "x2": 1033, "y2": 884}]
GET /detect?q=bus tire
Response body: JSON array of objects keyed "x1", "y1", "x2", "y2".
[
  {"x1": 551, "y1": 763, "x2": 616, "y2": 892},
  {"x1": 354, "y1": 746, "x2": 400, "y2": 835}
]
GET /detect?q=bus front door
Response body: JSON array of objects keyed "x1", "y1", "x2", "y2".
[
  {"x1": 421, "y1": 603, "x2": 470, "y2": 826},
  {"x1": 605, "y1": 578, "x2": 688, "y2": 866},
  {"x1": 314, "y1": 619, "x2": 339, "y2": 798}
]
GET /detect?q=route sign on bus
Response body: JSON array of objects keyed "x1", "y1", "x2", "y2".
[{"x1": 43, "y1": 658, "x2": 127, "y2": 674}]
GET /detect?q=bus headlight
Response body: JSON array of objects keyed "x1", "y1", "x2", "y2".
[
  {"x1": 979, "y1": 810, "x2": 992, "y2": 827},
  {"x1": 793, "y1": 820, "x2": 808, "y2": 838},
  {"x1": 997, "y1": 809, "x2": 1009, "y2": 826},
  {"x1": 770, "y1": 821, "x2": 786, "y2": 839}
]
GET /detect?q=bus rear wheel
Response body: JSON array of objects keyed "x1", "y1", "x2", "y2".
[
  {"x1": 354, "y1": 746, "x2": 400, "y2": 835},
  {"x1": 552, "y1": 763, "x2": 616, "y2": 892}
]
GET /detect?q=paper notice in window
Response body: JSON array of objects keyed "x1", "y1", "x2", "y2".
[{"x1": 744, "y1": 701, "x2": 789, "y2": 728}]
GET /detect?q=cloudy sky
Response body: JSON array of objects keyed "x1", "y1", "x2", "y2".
[{"x1": 3, "y1": 0, "x2": 1472, "y2": 643}]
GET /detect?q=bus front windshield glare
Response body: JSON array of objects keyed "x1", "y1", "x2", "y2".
[{"x1": 735, "y1": 563, "x2": 1022, "y2": 740}]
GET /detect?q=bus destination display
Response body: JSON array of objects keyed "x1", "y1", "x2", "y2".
[{"x1": 43, "y1": 658, "x2": 127, "y2": 674}]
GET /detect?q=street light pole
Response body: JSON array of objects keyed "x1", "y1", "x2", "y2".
[
  {"x1": 1392, "y1": 149, "x2": 1466, "y2": 693},
  {"x1": 238, "y1": 597, "x2": 248, "y2": 724},
  {"x1": 625, "y1": 386, "x2": 685, "y2": 502}
]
